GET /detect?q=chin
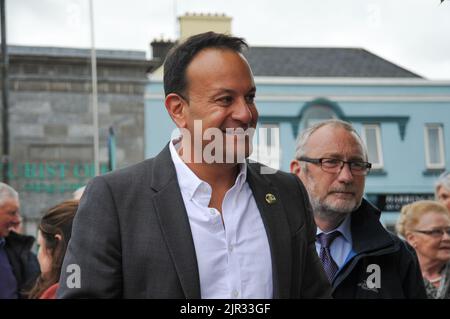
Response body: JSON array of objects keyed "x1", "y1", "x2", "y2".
[
  {"x1": 0, "y1": 230, "x2": 9, "y2": 237},
  {"x1": 437, "y1": 252, "x2": 450, "y2": 261},
  {"x1": 326, "y1": 200, "x2": 359, "y2": 214}
]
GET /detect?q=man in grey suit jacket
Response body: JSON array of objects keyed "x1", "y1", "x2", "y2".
[{"x1": 58, "y1": 32, "x2": 331, "y2": 299}]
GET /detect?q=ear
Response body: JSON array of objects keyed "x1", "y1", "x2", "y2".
[
  {"x1": 405, "y1": 233, "x2": 417, "y2": 248},
  {"x1": 290, "y1": 159, "x2": 302, "y2": 176},
  {"x1": 165, "y1": 93, "x2": 187, "y2": 128},
  {"x1": 54, "y1": 234, "x2": 62, "y2": 241}
]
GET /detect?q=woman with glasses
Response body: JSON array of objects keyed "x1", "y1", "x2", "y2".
[
  {"x1": 396, "y1": 200, "x2": 450, "y2": 299},
  {"x1": 435, "y1": 171, "x2": 450, "y2": 211}
]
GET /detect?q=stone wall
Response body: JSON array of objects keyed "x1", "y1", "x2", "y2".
[{"x1": 0, "y1": 46, "x2": 150, "y2": 236}]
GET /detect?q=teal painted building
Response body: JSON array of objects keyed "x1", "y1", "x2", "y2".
[{"x1": 145, "y1": 47, "x2": 450, "y2": 228}]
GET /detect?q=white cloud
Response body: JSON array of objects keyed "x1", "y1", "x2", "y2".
[{"x1": 7, "y1": 0, "x2": 450, "y2": 79}]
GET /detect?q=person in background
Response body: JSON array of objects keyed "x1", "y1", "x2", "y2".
[
  {"x1": 0, "y1": 182, "x2": 39, "y2": 299},
  {"x1": 27, "y1": 200, "x2": 78, "y2": 299},
  {"x1": 435, "y1": 171, "x2": 450, "y2": 211},
  {"x1": 290, "y1": 119, "x2": 426, "y2": 298},
  {"x1": 9, "y1": 211, "x2": 23, "y2": 234},
  {"x1": 396, "y1": 200, "x2": 450, "y2": 299}
]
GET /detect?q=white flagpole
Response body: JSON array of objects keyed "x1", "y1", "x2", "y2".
[{"x1": 89, "y1": 0, "x2": 100, "y2": 176}]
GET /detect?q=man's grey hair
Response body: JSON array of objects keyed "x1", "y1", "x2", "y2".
[
  {"x1": 294, "y1": 119, "x2": 368, "y2": 161},
  {"x1": 435, "y1": 171, "x2": 450, "y2": 199},
  {"x1": 0, "y1": 182, "x2": 19, "y2": 205}
]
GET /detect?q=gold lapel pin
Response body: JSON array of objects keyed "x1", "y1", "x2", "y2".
[{"x1": 265, "y1": 193, "x2": 277, "y2": 204}]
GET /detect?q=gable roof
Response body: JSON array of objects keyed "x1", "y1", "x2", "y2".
[{"x1": 243, "y1": 47, "x2": 422, "y2": 78}]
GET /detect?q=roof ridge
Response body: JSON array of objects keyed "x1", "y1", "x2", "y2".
[{"x1": 7, "y1": 44, "x2": 147, "y2": 60}]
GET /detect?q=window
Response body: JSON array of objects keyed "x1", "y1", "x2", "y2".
[
  {"x1": 250, "y1": 124, "x2": 280, "y2": 170},
  {"x1": 362, "y1": 124, "x2": 384, "y2": 169},
  {"x1": 424, "y1": 124, "x2": 445, "y2": 169},
  {"x1": 300, "y1": 105, "x2": 338, "y2": 130}
]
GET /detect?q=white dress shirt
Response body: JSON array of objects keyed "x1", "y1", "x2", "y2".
[
  {"x1": 169, "y1": 140, "x2": 273, "y2": 299},
  {"x1": 316, "y1": 213, "x2": 353, "y2": 269}
]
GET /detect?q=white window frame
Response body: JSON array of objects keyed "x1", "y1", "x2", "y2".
[
  {"x1": 424, "y1": 124, "x2": 445, "y2": 169},
  {"x1": 361, "y1": 124, "x2": 384, "y2": 170}
]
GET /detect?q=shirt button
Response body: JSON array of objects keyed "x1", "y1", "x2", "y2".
[
  {"x1": 232, "y1": 290, "x2": 239, "y2": 298},
  {"x1": 229, "y1": 245, "x2": 234, "y2": 253}
]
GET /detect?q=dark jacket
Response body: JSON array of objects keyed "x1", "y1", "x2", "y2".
[
  {"x1": 58, "y1": 145, "x2": 332, "y2": 298},
  {"x1": 5, "y1": 231, "x2": 40, "y2": 298},
  {"x1": 332, "y1": 199, "x2": 427, "y2": 299}
]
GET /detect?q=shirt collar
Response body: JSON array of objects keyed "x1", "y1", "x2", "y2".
[
  {"x1": 169, "y1": 138, "x2": 247, "y2": 205},
  {"x1": 316, "y1": 213, "x2": 352, "y2": 245}
]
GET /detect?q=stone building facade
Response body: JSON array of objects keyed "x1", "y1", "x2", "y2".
[{"x1": 1, "y1": 45, "x2": 152, "y2": 235}]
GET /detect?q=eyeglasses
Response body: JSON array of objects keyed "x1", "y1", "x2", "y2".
[
  {"x1": 298, "y1": 157, "x2": 372, "y2": 176},
  {"x1": 413, "y1": 228, "x2": 450, "y2": 238}
]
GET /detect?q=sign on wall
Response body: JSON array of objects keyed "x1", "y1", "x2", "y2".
[{"x1": 0, "y1": 162, "x2": 110, "y2": 194}]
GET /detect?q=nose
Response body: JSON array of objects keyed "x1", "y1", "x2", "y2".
[
  {"x1": 442, "y1": 230, "x2": 450, "y2": 240},
  {"x1": 231, "y1": 98, "x2": 254, "y2": 125},
  {"x1": 337, "y1": 162, "x2": 354, "y2": 183},
  {"x1": 12, "y1": 214, "x2": 21, "y2": 224}
]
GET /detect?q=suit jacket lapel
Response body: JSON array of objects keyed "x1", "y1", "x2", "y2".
[
  {"x1": 150, "y1": 144, "x2": 201, "y2": 299},
  {"x1": 246, "y1": 164, "x2": 292, "y2": 299}
]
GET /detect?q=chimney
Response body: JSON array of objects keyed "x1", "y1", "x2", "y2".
[
  {"x1": 150, "y1": 38, "x2": 175, "y2": 60},
  {"x1": 147, "y1": 14, "x2": 232, "y2": 74},
  {"x1": 178, "y1": 13, "x2": 232, "y2": 41}
]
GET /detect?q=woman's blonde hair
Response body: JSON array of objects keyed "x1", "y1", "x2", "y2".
[{"x1": 396, "y1": 200, "x2": 450, "y2": 238}]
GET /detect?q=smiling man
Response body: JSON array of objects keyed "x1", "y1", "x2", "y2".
[
  {"x1": 290, "y1": 119, "x2": 427, "y2": 298},
  {"x1": 58, "y1": 32, "x2": 331, "y2": 299}
]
